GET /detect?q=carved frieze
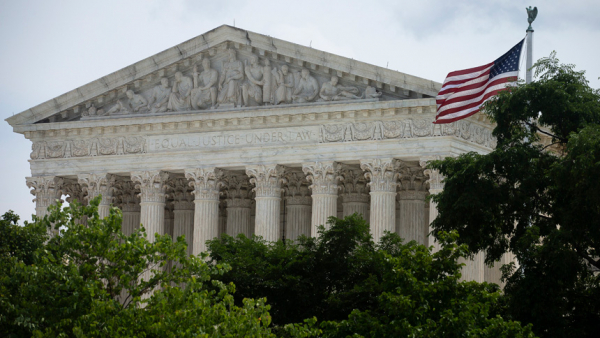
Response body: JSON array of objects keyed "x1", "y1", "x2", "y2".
[
  {"x1": 31, "y1": 136, "x2": 146, "y2": 159},
  {"x1": 320, "y1": 119, "x2": 497, "y2": 148}
]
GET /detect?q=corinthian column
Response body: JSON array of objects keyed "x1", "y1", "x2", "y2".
[
  {"x1": 222, "y1": 173, "x2": 253, "y2": 238},
  {"x1": 283, "y1": 171, "x2": 312, "y2": 241},
  {"x1": 397, "y1": 162, "x2": 428, "y2": 245},
  {"x1": 131, "y1": 171, "x2": 170, "y2": 243},
  {"x1": 246, "y1": 165, "x2": 285, "y2": 242},
  {"x1": 302, "y1": 161, "x2": 342, "y2": 237},
  {"x1": 340, "y1": 167, "x2": 370, "y2": 220},
  {"x1": 422, "y1": 160, "x2": 444, "y2": 253},
  {"x1": 168, "y1": 177, "x2": 194, "y2": 255},
  {"x1": 360, "y1": 159, "x2": 400, "y2": 242},
  {"x1": 185, "y1": 168, "x2": 223, "y2": 255},
  {"x1": 78, "y1": 173, "x2": 118, "y2": 219},
  {"x1": 115, "y1": 179, "x2": 140, "y2": 236},
  {"x1": 26, "y1": 176, "x2": 64, "y2": 229}
]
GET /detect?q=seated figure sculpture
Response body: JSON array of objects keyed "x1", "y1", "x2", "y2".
[
  {"x1": 319, "y1": 76, "x2": 361, "y2": 101},
  {"x1": 147, "y1": 77, "x2": 171, "y2": 113},
  {"x1": 292, "y1": 68, "x2": 319, "y2": 103},
  {"x1": 191, "y1": 58, "x2": 218, "y2": 109},
  {"x1": 168, "y1": 71, "x2": 193, "y2": 112}
]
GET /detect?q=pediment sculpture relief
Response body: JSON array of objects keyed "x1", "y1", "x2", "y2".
[{"x1": 81, "y1": 47, "x2": 385, "y2": 119}]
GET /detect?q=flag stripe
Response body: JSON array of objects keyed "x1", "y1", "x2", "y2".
[{"x1": 434, "y1": 39, "x2": 524, "y2": 124}]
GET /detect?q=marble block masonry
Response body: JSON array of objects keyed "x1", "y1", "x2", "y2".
[{"x1": 9, "y1": 25, "x2": 502, "y2": 284}]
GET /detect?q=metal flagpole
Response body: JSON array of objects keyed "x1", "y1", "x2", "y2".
[{"x1": 525, "y1": 6, "x2": 538, "y2": 84}]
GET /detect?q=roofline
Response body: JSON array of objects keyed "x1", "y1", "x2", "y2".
[{"x1": 6, "y1": 24, "x2": 441, "y2": 127}]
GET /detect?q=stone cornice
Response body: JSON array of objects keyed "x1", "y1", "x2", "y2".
[{"x1": 16, "y1": 98, "x2": 440, "y2": 136}]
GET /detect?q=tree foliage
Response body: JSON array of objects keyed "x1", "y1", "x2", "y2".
[
  {"x1": 429, "y1": 53, "x2": 600, "y2": 337},
  {"x1": 0, "y1": 197, "x2": 288, "y2": 337},
  {"x1": 207, "y1": 215, "x2": 535, "y2": 337}
]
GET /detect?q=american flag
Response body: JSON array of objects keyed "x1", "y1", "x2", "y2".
[{"x1": 434, "y1": 39, "x2": 524, "y2": 124}]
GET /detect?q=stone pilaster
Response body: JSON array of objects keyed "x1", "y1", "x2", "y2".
[
  {"x1": 302, "y1": 161, "x2": 342, "y2": 237},
  {"x1": 131, "y1": 171, "x2": 169, "y2": 243},
  {"x1": 360, "y1": 159, "x2": 400, "y2": 242},
  {"x1": 185, "y1": 168, "x2": 223, "y2": 255},
  {"x1": 397, "y1": 162, "x2": 428, "y2": 245},
  {"x1": 222, "y1": 173, "x2": 253, "y2": 238},
  {"x1": 26, "y1": 176, "x2": 64, "y2": 229},
  {"x1": 78, "y1": 173, "x2": 118, "y2": 219},
  {"x1": 283, "y1": 171, "x2": 312, "y2": 241},
  {"x1": 169, "y1": 177, "x2": 194, "y2": 255},
  {"x1": 115, "y1": 179, "x2": 140, "y2": 236},
  {"x1": 340, "y1": 167, "x2": 370, "y2": 220},
  {"x1": 246, "y1": 165, "x2": 285, "y2": 242}
]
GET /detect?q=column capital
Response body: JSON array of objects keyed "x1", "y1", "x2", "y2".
[
  {"x1": 360, "y1": 158, "x2": 400, "y2": 193},
  {"x1": 131, "y1": 171, "x2": 170, "y2": 203},
  {"x1": 398, "y1": 160, "x2": 428, "y2": 192},
  {"x1": 284, "y1": 171, "x2": 312, "y2": 205},
  {"x1": 246, "y1": 164, "x2": 286, "y2": 198},
  {"x1": 420, "y1": 156, "x2": 445, "y2": 193},
  {"x1": 302, "y1": 161, "x2": 342, "y2": 195},
  {"x1": 340, "y1": 166, "x2": 370, "y2": 203},
  {"x1": 78, "y1": 173, "x2": 118, "y2": 205},
  {"x1": 62, "y1": 178, "x2": 85, "y2": 204},
  {"x1": 185, "y1": 168, "x2": 223, "y2": 201},
  {"x1": 167, "y1": 177, "x2": 195, "y2": 210},
  {"x1": 114, "y1": 179, "x2": 140, "y2": 210},
  {"x1": 26, "y1": 176, "x2": 64, "y2": 207}
]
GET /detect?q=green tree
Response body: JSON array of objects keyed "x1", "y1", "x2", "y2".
[
  {"x1": 429, "y1": 53, "x2": 600, "y2": 338},
  {"x1": 0, "y1": 197, "x2": 309, "y2": 337},
  {"x1": 207, "y1": 214, "x2": 535, "y2": 337}
]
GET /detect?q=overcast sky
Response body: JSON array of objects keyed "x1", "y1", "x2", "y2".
[{"x1": 1, "y1": 0, "x2": 599, "y2": 221}]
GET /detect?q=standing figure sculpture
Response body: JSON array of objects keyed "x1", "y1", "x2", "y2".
[
  {"x1": 262, "y1": 58, "x2": 275, "y2": 105},
  {"x1": 168, "y1": 71, "x2": 193, "y2": 112},
  {"x1": 292, "y1": 68, "x2": 319, "y2": 103},
  {"x1": 318, "y1": 76, "x2": 361, "y2": 101},
  {"x1": 273, "y1": 64, "x2": 295, "y2": 105},
  {"x1": 218, "y1": 48, "x2": 244, "y2": 107},
  {"x1": 191, "y1": 58, "x2": 218, "y2": 109},
  {"x1": 148, "y1": 77, "x2": 171, "y2": 114},
  {"x1": 242, "y1": 55, "x2": 264, "y2": 106},
  {"x1": 526, "y1": 6, "x2": 538, "y2": 30}
]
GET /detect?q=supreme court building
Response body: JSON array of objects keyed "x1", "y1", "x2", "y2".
[{"x1": 6, "y1": 25, "x2": 504, "y2": 283}]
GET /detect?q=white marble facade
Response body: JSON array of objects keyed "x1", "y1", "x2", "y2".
[{"x1": 8, "y1": 25, "x2": 502, "y2": 284}]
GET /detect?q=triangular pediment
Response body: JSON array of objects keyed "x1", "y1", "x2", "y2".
[{"x1": 6, "y1": 25, "x2": 441, "y2": 127}]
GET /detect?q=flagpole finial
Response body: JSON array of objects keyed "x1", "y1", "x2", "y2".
[{"x1": 526, "y1": 6, "x2": 538, "y2": 32}]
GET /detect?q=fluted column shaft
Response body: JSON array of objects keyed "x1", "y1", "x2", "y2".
[
  {"x1": 342, "y1": 195, "x2": 370, "y2": 219},
  {"x1": 226, "y1": 199, "x2": 252, "y2": 237},
  {"x1": 361, "y1": 159, "x2": 400, "y2": 242},
  {"x1": 173, "y1": 202, "x2": 195, "y2": 255},
  {"x1": 246, "y1": 165, "x2": 285, "y2": 242},
  {"x1": 303, "y1": 161, "x2": 342, "y2": 237},
  {"x1": 131, "y1": 171, "x2": 169, "y2": 243},
  {"x1": 285, "y1": 196, "x2": 312, "y2": 241},
  {"x1": 122, "y1": 204, "x2": 141, "y2": 236},
  {"x1": 398, "y1": 190, "x2": 428, "y2": 244},
  {"x1": 185, "y1": 168, "x2": 223, "y2": 255}
]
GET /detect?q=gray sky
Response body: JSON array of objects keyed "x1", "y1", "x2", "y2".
[{"x1": 1, "y1": 0, "x2": 599, "y2": 221}]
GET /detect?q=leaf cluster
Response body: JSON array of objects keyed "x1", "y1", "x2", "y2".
[{"x1": 429, "y1": 53, "x2": 600, "y2": 337}]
